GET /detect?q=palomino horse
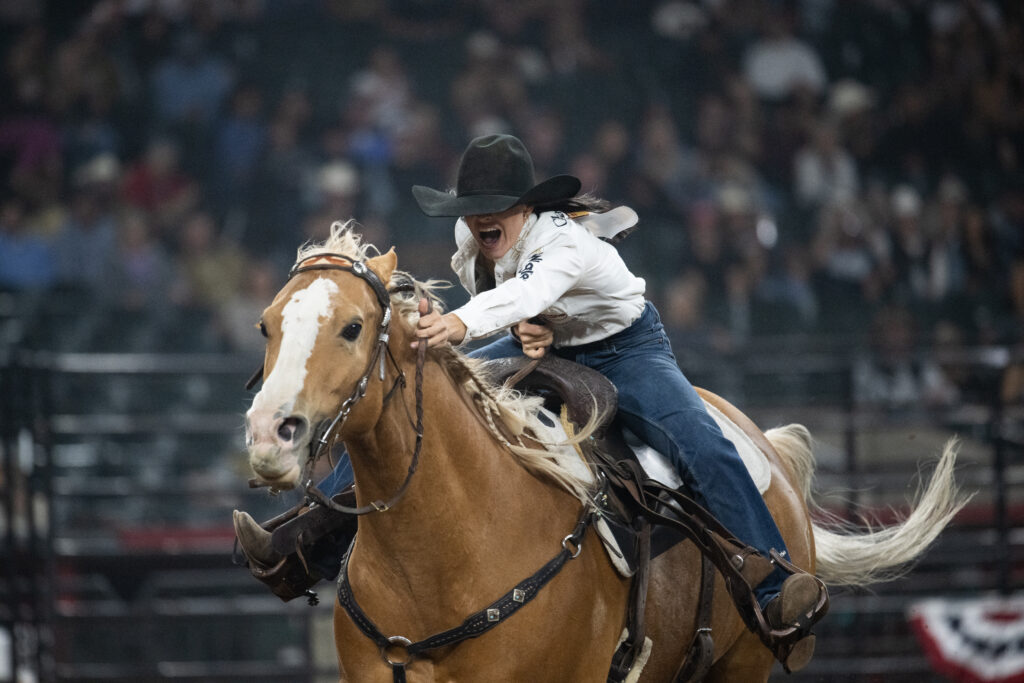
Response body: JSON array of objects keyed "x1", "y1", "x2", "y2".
[{"x1": 241, "y1": 224, "x2": 963, "y2": 682}]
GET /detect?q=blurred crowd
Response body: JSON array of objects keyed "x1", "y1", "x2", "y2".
[{"x1": 1, "y1": 0, "x2": 1022, "y2": 408}]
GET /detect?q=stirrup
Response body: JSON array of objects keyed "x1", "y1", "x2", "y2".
[
  {"x1": 759, "y1": 550, "x2": 829, "y2": 673},
  {"x1": 233, "y1": 488, "x2": 358, "y2": 603}
]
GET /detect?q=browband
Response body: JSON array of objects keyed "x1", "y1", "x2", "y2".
[{"x1": 288, "y1": 253, "x2": 391, "y2": 311}]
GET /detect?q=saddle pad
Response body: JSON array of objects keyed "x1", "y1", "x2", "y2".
[{"x1": 530, "y1": 399, "x2": 771, "y2": 496}]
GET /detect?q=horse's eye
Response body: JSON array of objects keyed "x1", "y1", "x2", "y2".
[
  {"x1": 259, "y1": 321, "x2": 268, "y2": 338},
  {"x1": 341, "y1": 322, "x2": 362, "y2": 341}
]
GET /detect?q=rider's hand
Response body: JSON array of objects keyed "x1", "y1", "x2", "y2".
[
  {"x1": 412, "y1": 297, "x2": 467, "y2": 349},
  {"x1": 516, "y1": 318, "x2": 552, "y2": 359}
]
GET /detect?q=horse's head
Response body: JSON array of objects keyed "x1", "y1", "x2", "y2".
[{"x1": 245, "y1": 246, "x2": 398, "y2": 490}]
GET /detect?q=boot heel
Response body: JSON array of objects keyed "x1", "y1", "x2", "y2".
[{"x1": 781, "y1": 634, "x2": 815, "y2": 673}]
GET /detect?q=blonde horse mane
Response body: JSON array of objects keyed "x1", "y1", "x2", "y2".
[{"x1": 298, "y1": 221, "x2": 598, "y2": 503}]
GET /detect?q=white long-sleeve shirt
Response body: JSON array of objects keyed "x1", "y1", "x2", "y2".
[{"x1": 450, "y1": 211, "x2": 646, "y2": 347}]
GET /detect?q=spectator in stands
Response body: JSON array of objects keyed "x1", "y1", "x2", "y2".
[
  {"x1": 0, "y1": 74, "x2": 63, "y2": 209},
  {"x1": 522, "y1": 108, "x2": 568, "y2": 183},
  {"x1": 150, "y1": 29, "x2": 233, "y2": 131},
  {"x1": 173, "y1": 209, "x2": 247, "y2": 311},
  {"x1": 793, "y1": 119, "x2": 860, "y2": 211},
  {"x1": 54, "y1": 155, "x2": 122, "y2": 290},
  {"x1": 247, "y1": 117, "x2": 315, "y2": 262},
  {"x1": 753, "y1": 244, "x2": 818, "y2": 334},
  {"x1": 0, "y1": 193, "x2": 55, "y2": 290},
  {"x1": 959, "y1": 204, "x2": 1006, "y2": 340},
  {"x1": 212, "y1": 82, "x2": 267, "y2": 212},
  {"x1": 988, "y1": 177, "x2": 1024, "y2": 262},
  {"x1": 47, "y1": 22, "x2": 122, "y2": 123},
  {"x1": 214, "y1": 258, "x2": 279, "y2": 354},
  {"x1": 853, "y1": 304, "x2": 960, "y2": 410},
  {"x1": 924, "y1": 176, "x2": 972, "y2": 317},
  {"x1": 695, "y1": 92, "x2": 770, "y2": 214},
  {"x1": 384, "y1": 101, "x2": 456, "y2": 233},
  {"x1": 2, "y1": 24, "x2": 47, "y2": 98},
  {"x1": 54, "y1": 24, "x2": 126, "y2": 175},
  {"x1": 449, "y1": 31, "x2": 526, "y2": 135},
  {"x1": 742, "y1": 6, "x2": 827, "y2": 103},
  {"x1": 810, "y1": 193, "x2": 889, "y2": 333},
  {"x1": 302, "y1": 161, "x2": 362, "y2": 245},
  {"x1": 150, "y1": 27, "x2": 234, "y2": 175},
  {"x1": 633, "y1": 104, "x2": 703, "y2": 219},
  {"x1": 121, "y1": 136, "x2": 200, "y2": 240},
  {"x1": 875, "y1": 84, "x2": 942, "y2": 194},
  {"x1": 826, "y1": 80, "x2": 878, "y2": 171},
  {"x1": 102, "y1": 209, "x2": 173, "y2": 312},
  {"x1": 996, "y1": 259, "x2": 1024, "y2": 346},
  {"x1": 347, "y1": 45, "x2": 413, "y2": 143},
  {"x1": 888, "y1": 183, "x2": 956, "y2": 312},
  {"x1": 589, "y1": 119, "x2": 633, "y2": 204},
  {"x1": 662, "y1": 267, "x2": 734, "y2": 360}
]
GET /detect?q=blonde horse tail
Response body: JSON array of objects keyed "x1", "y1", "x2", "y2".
[{"x1": 765, "y1": 424, "x2": 970, "y2": 587}]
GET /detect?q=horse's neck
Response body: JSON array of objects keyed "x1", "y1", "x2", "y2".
[{"x1": 344, "y1": 357, "x2": 577, "y2": 610}]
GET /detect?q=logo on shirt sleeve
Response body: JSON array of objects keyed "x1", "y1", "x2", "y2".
[{"x1": 518, "y1": 252, "x2": 543, "y2": 280}]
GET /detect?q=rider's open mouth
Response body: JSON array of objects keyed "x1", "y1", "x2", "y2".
[{"x1": 478, "y1": 229, "x2": 501, "y2": 248}]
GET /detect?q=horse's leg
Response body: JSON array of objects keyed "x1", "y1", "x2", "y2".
[
  {"x1": 704, "y1": 629, "x2": 775, "y2": 683},
  {"x1": 643, "y1": 553, "x2": 764, "y2": 682},
  {"x1": 635, "y1": 543, "x2": 697, "y2": 680},
  {"x1": 641, "y1": 544, "x2": 777, "y2": 683},
  {"x1": 639, "y1": 542, "x2": 747, "y2": 682}
]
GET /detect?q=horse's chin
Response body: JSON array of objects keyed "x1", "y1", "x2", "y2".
[
  {"x1": 248, "y1": 447, "x2": 302, "y2": 490},
  {"x1": 257, "y1": 464, "x2": 301, "y2": 490}
]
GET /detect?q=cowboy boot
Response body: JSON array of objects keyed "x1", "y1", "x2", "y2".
[
  {"x1": 758, "y1": 552, "x2": 830, "y2": 673},
  {"x1": 704, "y1": 531, "x2": 828, "y2": 672},
  {"x1": 233, "y1": 487, "x2": 358, "y2": 603}
]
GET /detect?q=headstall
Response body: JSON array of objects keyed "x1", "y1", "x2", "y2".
[{"x1": 250, "y1": 252, "x2": 426, "y2": 517}]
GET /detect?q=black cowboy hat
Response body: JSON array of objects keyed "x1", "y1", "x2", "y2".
[{"x1": 412, "y1": 134, "x2": 581, "y2": 217}]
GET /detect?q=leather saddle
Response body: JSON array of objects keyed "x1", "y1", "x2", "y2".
[
  {"x1": 481, "y1": 354, "x2": 686, "y2": 559},
  {"x1": 480, "y1": 354, "x2": 816, "y2": 680}
]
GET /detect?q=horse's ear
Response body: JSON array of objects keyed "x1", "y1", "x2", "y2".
[{"x1": 368, "y1": 248, "x2": 397, "y2": 284}]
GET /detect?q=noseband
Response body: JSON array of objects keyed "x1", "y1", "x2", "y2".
[{"x1": 251, "y1": 252, "x2": 427, "y2": 516}]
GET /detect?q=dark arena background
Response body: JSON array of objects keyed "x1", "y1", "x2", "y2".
[{"x1": 1, "y1": 1, "x2": 1022, "y2": 681}]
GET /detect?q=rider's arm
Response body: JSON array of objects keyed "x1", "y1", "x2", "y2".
[{"x1": 453, "y1": 233, "x2": 583, "y2": 342}]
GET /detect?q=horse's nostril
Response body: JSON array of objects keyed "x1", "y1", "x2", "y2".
[{"x1": 277, "y1": 417, "x2": 307, "y2": 443}]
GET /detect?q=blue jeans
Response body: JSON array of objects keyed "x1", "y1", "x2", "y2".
[
  {"x1": 318, "y1": 456, "x2": 353, "y2": 496},
  {"x1": 470, "y1": 302, "x2": 790, "y2": 606}
]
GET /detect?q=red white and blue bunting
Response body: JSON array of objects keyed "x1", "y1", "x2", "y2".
[{"x1": 910, "y1": 594, "x2": 1024, "y2": 683}]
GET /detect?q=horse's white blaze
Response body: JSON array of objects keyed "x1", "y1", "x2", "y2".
[{"x1": 246, "y1": 277, "x2": 338, "y2": 467}]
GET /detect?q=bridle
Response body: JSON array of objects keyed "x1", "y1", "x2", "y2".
[{"x1": 249, "y1": 252, "x2": 427, "y2": 516}]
